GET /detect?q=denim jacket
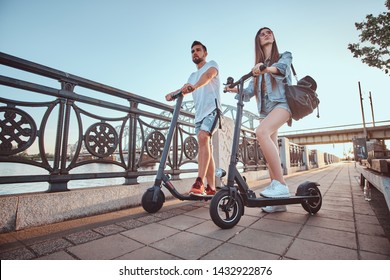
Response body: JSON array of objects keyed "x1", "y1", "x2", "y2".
[{"x1": 239, "y1": 51, "x2": 292, "y2": 114}]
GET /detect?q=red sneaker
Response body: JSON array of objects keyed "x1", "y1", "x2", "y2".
[
  {"x1": 189, "y1": 177, "x2": 205, "y2": 195},
  {"x1": 205, "y1": 184, "x2": 216, "y2": 196}
]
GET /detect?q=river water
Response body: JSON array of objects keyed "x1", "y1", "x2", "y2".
[{"x1": 0, "y1": 162, "x2": 158, "y2": 195}]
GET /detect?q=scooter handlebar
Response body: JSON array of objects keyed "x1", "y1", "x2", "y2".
[
  {"x1": 259, "y1": 64, "x2": 267, "y2": 71},
  {"x1": 224, "y1": 65, "x2": 267, "y2": 92},
  {"x1": 171, "y1": 86, "x2": 194, "y2": 100},
  {"x1": 171, "y1": 91, "x2": 183, "y2": 100}
]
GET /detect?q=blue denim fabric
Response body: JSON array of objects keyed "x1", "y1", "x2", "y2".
[
  {"x1": 195, "y1": 109, "x2": 219, "y2": 136},
  {"x1": 238, "y1": 51, "x2": 293, "y2": 115},
  {"x1": 259, "y1": 94, "x2": 291, "y2": 118}
]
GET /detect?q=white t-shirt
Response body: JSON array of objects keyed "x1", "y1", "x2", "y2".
[{"x1": 187, "y1": 60, "x2": 221, "y2": 123}]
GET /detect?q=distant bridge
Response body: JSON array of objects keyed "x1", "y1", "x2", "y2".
[{"x1": 279, "y1": 121, "x2": 390, "y2": 145}]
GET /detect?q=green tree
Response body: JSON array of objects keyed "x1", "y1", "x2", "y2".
[{"x1": 348, "y1": 0, "x2": 390, "y2": 75}]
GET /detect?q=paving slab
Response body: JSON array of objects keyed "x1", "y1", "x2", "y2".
[
  {"x1": 121, "y1": 223, "x2": 180, "y2": 244},
  {"x1": 186, "y1": 220, "x2": 245, "y2": 241},
  {"x1": 249, "y1": 218, "x2": 303, "y2": 236},
  {"x1": 298, "y1": 225, "x2": 357, "y2": 249},
  {"x1": 358, "y1": 233, "x2": 390, "y2": 255},
  {"x1": 67, "y1": 234, "x2": 144, "y2": 260},
  {"x1": 229, "y1": 228, "x2": 294, "y2": 256},
  {"x1": 201, "y1": 242, "x2": 279, "y2": 260},
  {"x1": 158, "y1": 214, "x2": 206, "y2": 230},
  {"x1": 37, "y1": 250, "x2": 76, "y2": 260},
  {"x1": 114, "y1": 246, "x2": 180, "y2": 260},
  {"x1": 306, "y1": 216, "x2": 356, "y2": 232},
  {"x1": 151, "y1": 231, "x2": 222, "y2": 259},
  {"x1": 285, "y1": 238, "x2": 358, "y2": 260}
]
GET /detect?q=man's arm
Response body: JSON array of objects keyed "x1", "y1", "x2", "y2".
[
  {"x1": 182, "y1": 66, "x2": 219, "y2": 94},
  {"x1": 192, "y1": 67, "x2": 218, "y2": 91},
  {"x1": 166, "y1": 66, "x2": 218, "y2": 100}
]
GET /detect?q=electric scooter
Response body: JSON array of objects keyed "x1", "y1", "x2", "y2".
[
  {"x1": 141, "y1": 90, "x2": 222, "y2": 213},
  {"x1": 209, "y1": 70, "x2": 322, "y2": 229}
]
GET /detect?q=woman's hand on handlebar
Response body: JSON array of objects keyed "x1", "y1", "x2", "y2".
[
  {"x1": 223, "y1": 86, "x2": 238, "y2": 93},
  {"x1": 252, "y1": 63, "x2": 267, "y2": 76}
]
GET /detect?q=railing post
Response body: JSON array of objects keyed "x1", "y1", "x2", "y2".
[
  {"x1": 317, "y1": 150, "x2": 325, "y2": 167},
  {"x1": 59, "y1": 80, "x2": 76, "y2": 174},
  {"x1": 48, "y1": 80, "x2": 78, "y2": 192},
  {"x1": 279, "y1": 137, "x2": 290, "y2": 175},
  {"x1": 125, "y1": 100, "x2": 138, "y2": 185},
  {"x1": 48, "y1": 95, "x2": 69, "y2": 192},
  {"x1": 309, "y1": 149, "x2": 318, "y2": 168},
  {"x1": 212, "y1": 116, "x2": 234, "y2": 187},
  {"x1": 303, "y1": 146, "x2": 310, "y2": 170},
  {"x1": 171, "y1": 122, "x2": 180, "y2": 180},
  {"x1": 51, "y1": 98, "x2": 65, "y2": 175}
]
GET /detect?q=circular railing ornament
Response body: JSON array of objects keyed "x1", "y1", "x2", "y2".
[
  {"x1": 183, "y1": 136, "x2": 198, "y2": 159},
  {"x1": 145, "y1": 131, "x2": 166, "y2": 159},
  {"x1": 85, "y1": 122, "x2": 118, "y2": 158},
  {"x1": 0, "y1": 107, "x2": 37, "y2": 156}
]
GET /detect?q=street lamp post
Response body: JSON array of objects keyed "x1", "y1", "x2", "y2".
[
  {"x1": 358, "y1": 81, "x2": 367, "y2": 138},
  {"x1": 369, "y1": 91, "x2": 375, "y2": 127}
]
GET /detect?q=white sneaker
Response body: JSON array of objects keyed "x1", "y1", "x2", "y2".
[
  {"x1": 260, "y1": 180, "x2": 290, "y2": 198},
  {"x1": 261, "y1": 181, "x2": 273, "y2": 192},
  {"x1": 262, "y1": 205, "x2": 287, "y2": 213},
  {"x1": 259, "y1": 180, "x2": 277, "y2": 197}
]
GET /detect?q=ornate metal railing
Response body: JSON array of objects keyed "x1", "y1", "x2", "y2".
[
  {"x1": 289, "y1": 142, "x2": 305, "y2": 167},
  {"x1": 0, "y1": 52, "x2": 338, "y2": 195},
  {"x1": 0, "y1": 52, "x2": 200, "y2": 192},
  {"x1": 0, "y1": 52, "x2": 265, "y2": 194},
  {"x1": 239, "y1": 128, "x2": 266, "y2": 171}
]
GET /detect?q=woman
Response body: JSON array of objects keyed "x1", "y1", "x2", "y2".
[{"x1": 225, "y1": 27, "x2": 292, "y2": 213}]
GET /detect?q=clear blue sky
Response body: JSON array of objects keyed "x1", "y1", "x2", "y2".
[{"x1": 1, "y1": 0, "x2": 389, "y2": 157}]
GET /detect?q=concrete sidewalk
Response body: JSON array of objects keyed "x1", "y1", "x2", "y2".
[{"x1": 1, "y1": 162, "x2": 389, "y2": 260}]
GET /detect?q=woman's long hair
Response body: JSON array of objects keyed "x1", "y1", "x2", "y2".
[{"x1": 254, "y1": 28, "x2": 280, "y2": 100}]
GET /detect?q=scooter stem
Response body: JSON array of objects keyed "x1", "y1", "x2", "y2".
[
  {"x1": 227, "y1": 83, "x2": 245, "y2": 187},
  {"x1": 154, "y1": 94, "x2": 184, "y2": 185}
]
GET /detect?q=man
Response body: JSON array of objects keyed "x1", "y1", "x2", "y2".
[{"x1": 165, "y1": 41, "x2": 221, "y2": 196}]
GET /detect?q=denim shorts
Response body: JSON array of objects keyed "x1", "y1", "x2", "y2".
[
  {"x1": 195, "y1": 109, "x2": 219, "y2": 136},
  {"x1": 259, "y1": 94, "x2": 291, "y2": 119}
]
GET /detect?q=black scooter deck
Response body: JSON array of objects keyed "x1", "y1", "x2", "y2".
[
  {"x1": 189, "y1": 193, "x2": 214, "y2": 199},
  {"x1": 244, "y1": 195, "x2": 320, "y2": 207}
]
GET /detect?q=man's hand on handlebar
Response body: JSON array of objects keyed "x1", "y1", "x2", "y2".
[
  {"x1": 181, "y1": 83, "x2": 195, "y2": 94},
  {"x1": 165, "y1": 91, "x2": 177, "y2": 102},
  {"x1": 165, "y1": 85, "x2": 195, "y2": 102}
]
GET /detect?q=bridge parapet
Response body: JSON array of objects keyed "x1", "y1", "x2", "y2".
[{"x1": 1, "y1": 52, "x2": 339, "y2": 197}]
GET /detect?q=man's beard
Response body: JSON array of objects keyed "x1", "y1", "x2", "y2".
[{"x1": 193, "y1": 57, "x2": 204, "y2": 64}]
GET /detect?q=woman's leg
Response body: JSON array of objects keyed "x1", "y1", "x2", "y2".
[
  {"x1": 266, "y1": 130, "x2": 279, "y2": 181},
  {"x1": 256, "y1": 108, "x2": 290, "y2": 185}
]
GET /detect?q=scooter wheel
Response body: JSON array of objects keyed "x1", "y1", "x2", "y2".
[
  {"x1": 297, "y1": 183, "x2": 322, "y2": 214},
  {"x1": 141, "y1": 188, "x2": 165, "y2": 213},
  {"x1": 209, "y1": 190, "x2": 243, "y2": 229}
]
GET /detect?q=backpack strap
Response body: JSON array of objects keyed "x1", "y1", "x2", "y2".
[
  {"x1": 215, "y1": 98, "x2": 222, "y2": 129},
  {"x1": 291, "y1": 63, "x2": 299, "y2": 83}
]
